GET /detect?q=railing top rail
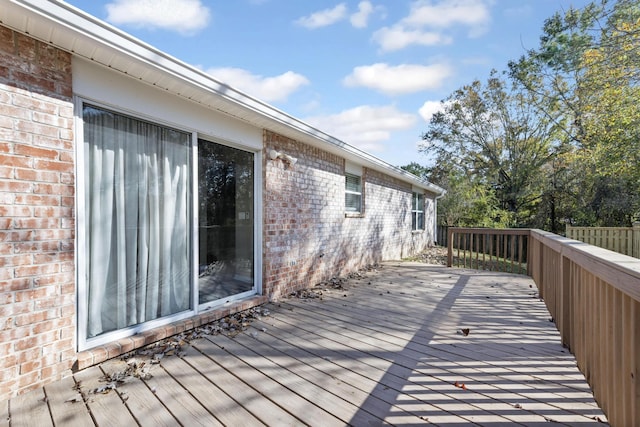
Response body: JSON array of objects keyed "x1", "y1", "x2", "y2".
[
  {"x1": 531, "y1": 229, "x2": 640, "y2": 302},
  {"x1": 448, "y1": 227, "x2": 531, "y2": 236}
]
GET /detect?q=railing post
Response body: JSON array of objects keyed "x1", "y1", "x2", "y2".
[
  {"x1": 633, "y1": 222, "x2": 640, "y2": 259},
  {"x1": 447, "y1": 227, "x2": 454, "y2": 267}
]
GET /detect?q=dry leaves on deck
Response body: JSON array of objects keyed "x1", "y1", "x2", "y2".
[
  {"x1": 88, "y1": 306, "x2": 272, "y2": 395},
  {"x1": 289, "y1": 263, "x2": 382, "y2": 300}
]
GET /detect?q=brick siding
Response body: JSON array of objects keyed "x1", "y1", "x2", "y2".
[
  {"x1": 0, "y1": 27, "x2": 75, "y2": 401},
  {"x1": 263, "y1": 130, "x2": 434, "y2": 300},
  {"x1": 0, "y1": 26, "x2": 437, "y2": 402}
]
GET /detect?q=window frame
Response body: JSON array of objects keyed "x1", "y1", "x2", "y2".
[
  {"x1": 412, "y1": 190, "x2": 425, "y2": 231},
  {"x1": 345, "y1": 172, "x2": 363, "y2": 215}
]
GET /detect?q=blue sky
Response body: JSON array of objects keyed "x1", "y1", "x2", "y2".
[{"x1": 64, "y1": 0, "x2": 592, "y2": 168}]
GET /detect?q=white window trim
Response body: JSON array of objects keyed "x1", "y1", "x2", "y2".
[
  {"x1": 412, "y1": 190, "x2": 425, "y2": 232},
  {"x1": 345, "y1": 172, "x2": 363, "y2": 215}
]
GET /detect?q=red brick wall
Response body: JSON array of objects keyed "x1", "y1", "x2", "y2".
[
  {"x1": 0, "y1": 25, "x2": 437, "y2": 401},
  {"x1": 263, "y1": 130, "x2": 434, "y2": 300},
  {"x1": 0, "y1": 27, "x2": 75, "y2": 401}
]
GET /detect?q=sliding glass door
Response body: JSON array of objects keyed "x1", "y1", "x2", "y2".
[
  {"x1": 81, "y1": 104, "x2": 257, "y2": 347},
  {"x1": 198, "y1": 139, "x2": 255, "y2": 304}
]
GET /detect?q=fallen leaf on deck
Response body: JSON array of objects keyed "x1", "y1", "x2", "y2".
[
  {"x1": 93, "y1": 383, "x2": 117, "y2": 394},
  {"x1": 453, "y1": 381, "x2": 467, "y2": 390},
  {"x1": 457, "y1": 328, "x2": 470, "y2": 336}
]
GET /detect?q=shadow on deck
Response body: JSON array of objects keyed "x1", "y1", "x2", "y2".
[{"x1": 3, "y1": 262, "x2": 607, "y2": 426}]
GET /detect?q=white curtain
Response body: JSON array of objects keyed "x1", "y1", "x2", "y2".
[{"x1": 84, "y1": 105, "x2": 190, "y2": 338}]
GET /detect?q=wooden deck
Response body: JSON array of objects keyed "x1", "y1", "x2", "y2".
[{"x1": 3, "y1": 262, "x2": 608, "y2": 426}]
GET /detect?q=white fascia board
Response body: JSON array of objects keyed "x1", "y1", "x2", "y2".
[{"x1": 5, "y1": 0, "x2": 445, "y2": 196}]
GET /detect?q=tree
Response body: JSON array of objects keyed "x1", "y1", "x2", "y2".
[
  {"x1": 400, "y1": 162, "x2": 431, "y2": 180},
  {"x1": 420, "y1": 71, "x2": 559, "y2": 228},
  {"x1": 509, "y1": 0, "x2": 640, "y2": 225}
]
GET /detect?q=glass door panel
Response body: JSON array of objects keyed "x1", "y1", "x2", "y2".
[
  {"x1": 198, "y1": 139, "x2": 255, "y2": 303},
  {"x1": 83, "y1": 104, "x2": 192, "y2": 339}
]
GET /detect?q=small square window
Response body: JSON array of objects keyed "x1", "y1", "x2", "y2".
[
  {"x1": 345, "y1": 173, "x2": 362, "y2": 213},
  {"x1": 412, "y1": 191, "x2": 424, "y2": 231}
]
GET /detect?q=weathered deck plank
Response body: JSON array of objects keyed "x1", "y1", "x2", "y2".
[
  {"x1": 158, "y1": 351, "x2": 264, "y2": 426},
  {"x1": 1, "y1": 262, "x2": 609, "y2": 426},
  {"x1": 229, "y1": 320, "x2": 418, "y2": 424},
  {"x1": 142, "y1": 364, "x2": 222, "y2": 427},
  {"x1": 6, "y1": 387, "x2": 53, "y2": 427},
  {"x1": 178, "y1": 344, "x2": 303, "y2": 426},
  {"x1": 43, "y1": 375, "x2": 93, "y2": 426},
  {"x1": 211, "y1": 333, "x2": 391, "y2": 426},
  {"x1": 0, "y1": 398, "x2": 8, "y2": 427},
  {"x1": 246, "y1": 315, "x2": 460, "y2": 424},
  {"x1": 194, "y1": 335, "x2": 346, "y2": 426},
  {"x1": 73, "y1": 365, "x2": 137, "y2": 427},
  {"x1": 99, "y1": 360, "x2": 177, "y2": 427}
]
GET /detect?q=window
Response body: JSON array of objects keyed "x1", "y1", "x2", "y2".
[
  {"x1": 345, "y1": 173, "x2": 362, "y2": 213},
  {"x1": 412, "y1": 191, "x2": 425, "y2": 231}
]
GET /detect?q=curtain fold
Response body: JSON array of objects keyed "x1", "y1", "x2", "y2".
[{"x1": 84, "y1": 105, "x2": 191, "y2": 339}]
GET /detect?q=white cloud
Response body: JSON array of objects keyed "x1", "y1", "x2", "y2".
[
  {"x1": 105, "y1": 0, "x2": 210, "y2": 34},
  {"x1": 372, "y1": 26, "x2": 452, "y2": 52},
  {"x1": 343, "y1": 63, "x2": 453, "y2": 96},
  {"x1": 372, "y1": 0, "x2": 491, "y2": 51},
  {"x1": 304, "y1": 105, "x2": 417, "y2": 152},
  {"x1": 402, "y1": 0, "x2": 491, "y2": 34},
  {"x1": 295, "y1": 4, "x2": 348, "y2": 29},
  {"x1": 419, "y1": 100, "x2": 447, "y2": 122},
  {"x1": 350, "y1": 1, "x2": 374, "y2": 29},
  {"x1": 206, "y1": 67, "x2": 309, "y2": 103}
]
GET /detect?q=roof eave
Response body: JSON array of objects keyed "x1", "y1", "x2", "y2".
[{"x1": 2, "y1": 0, "x2": 445, "y2": 195}]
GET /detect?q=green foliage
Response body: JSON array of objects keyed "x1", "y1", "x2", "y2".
[
  {"x1": 420, "y1": 71, "x2": 559, "y2": 228},
  {"x1": 400, "y1": 162, "x2": 431, "y2": 179},
  {"x1": 425, "y1": 0, "x2": 640, "y2": 230}
]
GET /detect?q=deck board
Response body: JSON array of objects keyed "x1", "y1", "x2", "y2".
[
  {"x1": 158, "y1": 351, "x2": 264, "y2": 426},
  {"x1": 194, "y1": 335, "x2": 346, "y2": 426},
  {"x1": 232, "y1": 318, "x2": 416, "y2": 423},
  {"x1": 141, "y1": 364, "x2": 222, "y2": 426},
  {"x1": 179, "y1": 344, "x2": 303, "y2": 426},
  {"x1": 43, "y1": 375, "x2": 93, "y2": 426},
  {"x1": 6, "y1": 387, "x2": 53, "y2": 427},
  {"x1": 99, "y1": 360, "x2": 177, "y2": 427},
  {"x1": 73, "y1": 365, "x2": 138, "y2": 427},
  {"x1": 211, "y1": 333, "x2": 389, "y2": 426},
  {"x1": 2, "y1": 262, "x2": 609, "y2": 426},
  {"x1": 0, "y1": 398, "x2": 7, "y2": 427},
  {"x1": 245, "y1": 316, "x2": 457, "y2": 424}
]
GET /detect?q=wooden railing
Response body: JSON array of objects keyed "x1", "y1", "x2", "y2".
[
  {"x1": 566, "y1": 223, "x2": 640, "y2": 258},
  {"x1": 447, "y1": 227, "x2": 640, "y2": 426},
  {"x1": 446, "y1": 227, "x2": 529, "y2": 274}
]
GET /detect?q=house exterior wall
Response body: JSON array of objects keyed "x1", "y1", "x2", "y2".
[
  {"x1": 263, "y1": 130, "x2": 436, "y2": 300},
  {"x1": 0, "y1": 27, "x2": 76, "y2": 400},
  {"x1": 0, "y1": 26, "x2": 438, "y2": 402}
]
